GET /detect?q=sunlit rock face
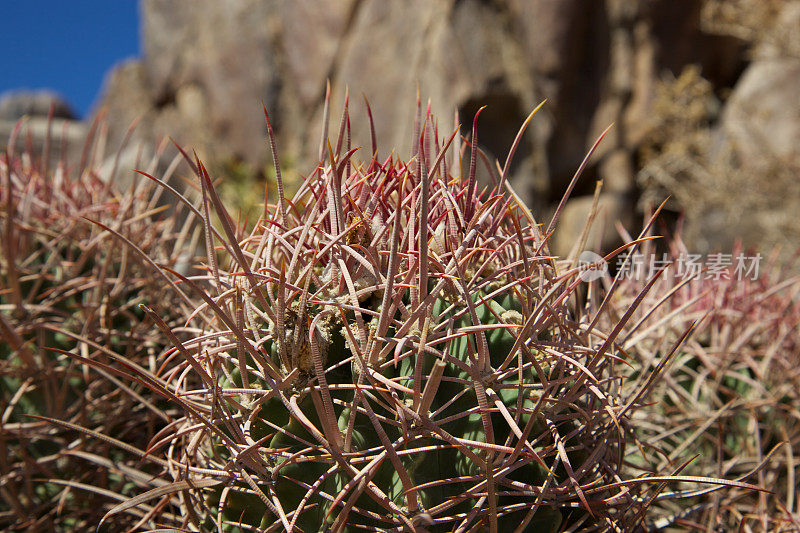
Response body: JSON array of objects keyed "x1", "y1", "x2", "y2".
[{"x1": 87, "y1": 0, "x2": 800, "y2": 260}]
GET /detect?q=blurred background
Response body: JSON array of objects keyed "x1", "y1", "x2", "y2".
[{"x1": 2, "y1": 0, "x2": 799, "y2": 263}]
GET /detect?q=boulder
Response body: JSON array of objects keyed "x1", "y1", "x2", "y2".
[
  {"x1": 0, "y1": 90, "x2": 85, "y2": 166},
  {"x1": 718, "y1": 58, "x2": 800, "y2": 167},
  {"x1": 0, "y1": 90, "x2": 76, "y2": 121},
  {"x1": 551, "y1": 192, "x2": 634, "y2": 259}
]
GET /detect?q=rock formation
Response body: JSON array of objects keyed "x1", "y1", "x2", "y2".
[
  {"x1": 4, "y1": 0, "x2": 799, "y2": 260},
  {"x1": 94, "y1": 0, "x2": 755, "y2": 256}
]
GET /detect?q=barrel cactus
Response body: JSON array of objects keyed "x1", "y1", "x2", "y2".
[
  {"x1": 81, "y1": 95, "x2": 768, "y2": 532},
  {"x1": 79, "y1": 97, "x2": 650, "y2": 533},
  {"x1": 0, "y1": 119, "x2": 200, "y2": 529}
]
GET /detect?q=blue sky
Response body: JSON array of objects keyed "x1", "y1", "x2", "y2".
[{"x1": 1, "y1": 1, "x2": 140, "y2": 118}]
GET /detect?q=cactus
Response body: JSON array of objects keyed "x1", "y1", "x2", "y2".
[
  {"x1": 0, "y1": 118, "x2": 200, "y2": 530},
  {"x1": 605, "y1": 236, "x2": 800, "y2": 529},
  {"x1": 100, "y1": 97, "x2": 708, "y2": 532}
]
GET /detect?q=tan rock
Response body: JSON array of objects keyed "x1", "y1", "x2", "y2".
[
  {"x1": 551, "y1": 192, "x2": 634, "y2": 259},
  {"x1": 600, "y1": 149, "x2": 634, "y2": 193},
  {"x1": 719, "y1": 58, "x2": 800, "y2": 166}
]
